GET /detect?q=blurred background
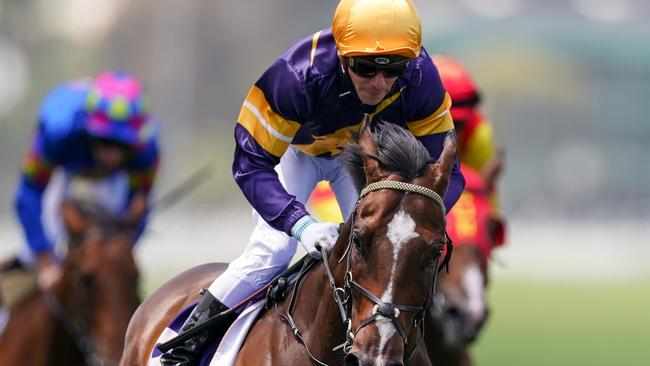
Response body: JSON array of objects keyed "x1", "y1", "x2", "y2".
[{"x1": 0, "y1": 0, "x2": 648, "y2": 364}]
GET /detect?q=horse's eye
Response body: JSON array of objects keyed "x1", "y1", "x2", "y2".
[{"x1": 351, "y1": 232, "x2": 362, "y2": 252}]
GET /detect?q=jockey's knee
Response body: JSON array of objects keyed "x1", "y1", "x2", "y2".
[{"x1": 228, "y1": 227, "x2": 298, "y2": 287}]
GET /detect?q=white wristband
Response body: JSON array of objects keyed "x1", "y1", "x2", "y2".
[{"x1": 290, "y1": 215, "x2": 316, "y2": 240}]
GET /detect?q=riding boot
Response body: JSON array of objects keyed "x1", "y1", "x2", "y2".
[{"x1": 160, "y1": 291, "x2": 236, "y2": 366}]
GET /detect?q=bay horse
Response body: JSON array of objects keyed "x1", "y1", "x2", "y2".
[
  {"x1": 121, "y1": 122, "x2": 457, "y2": 366},
  {"x1": 425, "y1": 165, "x2": 505, "y2": 366},
  {"x1": 0, "y1": 195, "x2": 145, "y2": 366}
]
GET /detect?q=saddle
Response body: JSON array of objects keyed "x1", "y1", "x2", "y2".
[
  {"x1": 0, "y1": 258, "x2": 38, "y2": 310},
  {"x1": 266, "y1": 255, "x2": 318, "y2": 306}
]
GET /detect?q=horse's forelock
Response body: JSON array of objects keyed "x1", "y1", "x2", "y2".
[
  {"x1": 374, "y1": 123, "x2": 430, "y2": 181},
  {"x1": 339, "y1": 122, "x2": 431, "y2": 191}
]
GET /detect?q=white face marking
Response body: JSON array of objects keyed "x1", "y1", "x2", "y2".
[
  {"x1": 462, "y1": 263, "x2": 486, "y2": 322},
  {"x1": 377, "y1": 210, "x2": 419, "y2": 353}
]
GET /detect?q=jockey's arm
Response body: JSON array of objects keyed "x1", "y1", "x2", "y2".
[
  {"x1": 232, "y1": 125, "x2": 308, "y2": 234},
  {"x1": 233, "y1": 125, "x2": 339, "y2": 258},
  {"x1": 232, "y1": 58, "x2": 310, "y2": 234},
  {"x1": 15, "y1": 80, "x2": 89, "y2": 264},
  {"x1": 14, "y1": 128, "x2": 58, "y2": 262}
]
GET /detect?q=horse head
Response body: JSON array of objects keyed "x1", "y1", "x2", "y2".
[
  {"x1": 58, "y1": 193, "x2": 145, "y2": 365},
  {"x1": 338, "y1": 123, "x2": 456, "y2": 366},
  {"x1": 431, "y1": 244, "x2": 487, "y2": 349}
]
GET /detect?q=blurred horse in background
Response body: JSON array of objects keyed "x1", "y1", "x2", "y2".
[
  {"x1": 0, "y1": 195, "x2": 145, "y2": 366},
  {"x1": 425, "y1": 164, "x2": 505, "y2": 366}
]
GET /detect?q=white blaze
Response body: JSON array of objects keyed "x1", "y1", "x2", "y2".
[
  {"x1": 463, "y1": 263, "x2": 486, "y2": 322},
  {"x1": 377, "y1": 210, "x2": 419, "y2": 354}
]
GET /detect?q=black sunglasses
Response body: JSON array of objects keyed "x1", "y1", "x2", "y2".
[{"x1": 345, "y1": 57, "x2": 410, "y2": 79}]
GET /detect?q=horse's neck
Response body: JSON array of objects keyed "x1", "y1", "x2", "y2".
[
  {"x1": 13, "y1": 282, "x2": 86, "y2": 365},
  {"x1": 282, "y1": 242, "x2": 350, "y2": 361}
]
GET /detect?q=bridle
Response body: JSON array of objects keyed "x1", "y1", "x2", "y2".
[{"x1": 280, "y1": 180, "x2": 452, "y2": 365}]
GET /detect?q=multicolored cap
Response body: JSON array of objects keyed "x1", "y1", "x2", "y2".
[
  {"x1": 332, "y1": 0, "x2": 422, "y2": 59},
  {"x1": 433, "y1": 55, "x2": 481, "y2": 123},
  {"x1": 85, "y1": 71, "x2": 154, "y2": 146}
]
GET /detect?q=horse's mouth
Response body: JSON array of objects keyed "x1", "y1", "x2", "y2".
[{"x1": 440, "y1": 306, "x2": 489, "y2": 347}]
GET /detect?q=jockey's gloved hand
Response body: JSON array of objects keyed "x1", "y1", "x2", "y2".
[
  {"x1": 35, "y1": 252, "x2": 62, "y2": 290},
  {"x1": 291, "y1": 215, "x2": 338, "y2": 259}
]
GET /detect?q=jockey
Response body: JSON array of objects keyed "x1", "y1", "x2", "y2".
[
  {"x1": 432, "y1": 54, "x2": 504, "y2": 207},
  {"x1": 12, "y1": 71, "x2": 160, "y2": 291},
  {"x1": 161, "y1": 0, "x2": 465, "y2": 363}
]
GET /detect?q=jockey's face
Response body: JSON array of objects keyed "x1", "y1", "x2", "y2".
[
  {"x1": 346, "y1": 60, "x2": 399, "y2": 106},
  {"x1": 91, "y1": 139, "x2": 129, "y2": 173}
]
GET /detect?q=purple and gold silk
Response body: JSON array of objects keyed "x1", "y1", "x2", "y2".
[{"x1": 233, "y1": 29, "x2": 464, "y2": 233}]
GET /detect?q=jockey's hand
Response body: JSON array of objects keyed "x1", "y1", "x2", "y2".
[
  {"x1": 36, "y1": 253, "x2": 62, "y2": 290},
  {"x1": 291, "y1": 216, "x2": 338, "y2": 259}
]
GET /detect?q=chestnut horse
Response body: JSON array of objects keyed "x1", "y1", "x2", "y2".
[
  {"x1": 0, "y1": 196, "x2": 144, "y2": 366},
  {"x1": 121, "y1": 123, "x2": 456, "y2": 366},
  {"x1": 425, "y1": 165, "x2": 505, "y2": 366}
]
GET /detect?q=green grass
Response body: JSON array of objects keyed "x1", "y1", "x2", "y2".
[
  {"x1": 140, "y1": 274, "x2": 650, "y2": 365},
  {"x1": 471, "y1": 280, "x2": 650, "y2": 366}
]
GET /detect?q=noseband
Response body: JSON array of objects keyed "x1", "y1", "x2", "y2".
[{"x1": 282, "y1": 180, "x2": 451, "y2": 365}]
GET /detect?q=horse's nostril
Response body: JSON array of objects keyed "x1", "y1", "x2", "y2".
[
  {"x1": 344, "y1": 353, "x2": 360, "y2": 366},
  {"x1": 446, "y1": 306, "x2": 462, "y2": 319}
]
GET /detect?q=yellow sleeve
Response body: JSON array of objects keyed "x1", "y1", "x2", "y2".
[
  {"x1": 462, "y1": 119, "x2": 496, "y2": 172},
  {"x1": 406, "y1": 93, "x2": 454, "y2": 137}
]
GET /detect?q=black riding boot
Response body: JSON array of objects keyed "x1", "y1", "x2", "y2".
[{"x1": 160, "y1": 291, "x2": 235, "y2": 366}]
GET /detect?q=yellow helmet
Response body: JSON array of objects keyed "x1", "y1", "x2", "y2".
[{"x1": 332, "y1": 0, "x2": 422, "y2": 59}]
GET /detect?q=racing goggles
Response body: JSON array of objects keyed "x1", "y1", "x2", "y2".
[{"x1": 345, "y1": 55, "x2": 411, "y2": 78}]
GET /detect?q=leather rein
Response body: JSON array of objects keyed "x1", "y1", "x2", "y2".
[{"x1": 278, "y1": 180, "x2": 452, "y2": 365}]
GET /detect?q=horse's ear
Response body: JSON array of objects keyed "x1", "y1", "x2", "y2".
[
  {"x1": 61, "y1": 200, "x2": 90, "y2": 236},
  {"x1": 122, "y1": 192, "x2": 147, "y2": 228},
  {"x1": 424, "y1": 131, "x2": 457, "y2": 196},
  {"x1": 359, "y1": 124, "x2": 384, "y2": 184}
]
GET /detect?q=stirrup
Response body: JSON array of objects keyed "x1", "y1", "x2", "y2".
[{"x1": 159, "y1": 291, "x2": 232, "y2": 365}]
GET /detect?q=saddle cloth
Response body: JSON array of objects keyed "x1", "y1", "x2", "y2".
[
  {"x1": 0, "y1": 262, "x2": 38, "y2": 310},
  {"x1": 148, "y1": 299, "x2": 267, "y2": 366}
]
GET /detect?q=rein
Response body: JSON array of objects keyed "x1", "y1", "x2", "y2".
[
  {"x1": 280, "y1": 180, "x2": 452, "y2": 365},
  {"x1": 42, "y1": 289, "x2": 103, "y2": 366}
]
